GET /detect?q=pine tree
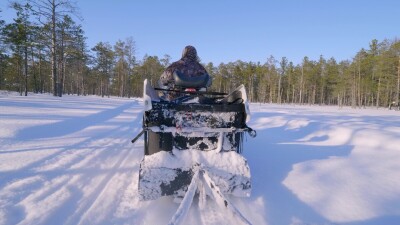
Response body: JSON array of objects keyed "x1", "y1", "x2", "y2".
[
  {"x1": 30, "y1": 0, "x2": 80, "y2": 97},
  {"x1": 3, "y1": 3, "x2": 35, "y2": 96},
  {"x1": 91, "y1": 42, "x2": 114, "y2": 97}
]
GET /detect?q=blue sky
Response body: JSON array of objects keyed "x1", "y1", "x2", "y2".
[{"x1": 1, "y1": 0, "x2": 399, "y2": 65}]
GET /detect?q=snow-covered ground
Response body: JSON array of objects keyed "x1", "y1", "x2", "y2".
[{"x1": 1, "y1": 92, "x2": 400, "y2": 225}]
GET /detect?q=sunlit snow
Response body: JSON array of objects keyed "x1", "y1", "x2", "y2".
[{"x1": 1, "y1": 92, "x2": 400, "y2": 225}]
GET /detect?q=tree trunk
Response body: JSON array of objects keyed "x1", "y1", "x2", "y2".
[
  {"x1": 397, "y1": 56, "x2": 400, "y2": 104},
  {"x1": 357, "y1": 58, "x2": 362, "y2": 107},
  {"x1": 352, "y1": 68, "x2": 356, "y2": 108},
  {"x1": 39, "y1": 49, "x2": 43, "y2": 93},
  {"x1": 277, "y1": 73, "x2": 282, "y2": 104},
  {"x1": 299, "y1": 65, "x2": 304, "y2": 104},
  {"x1": 286, "y1": 70, "x2": 291, "y2": 103},
  {"x1": 31, "y1": 46, "x2": 38, "y2": 93},
  {"x1": 51, "y1": 0, "x2": 58, "y2": 96},
  {"x1": 312, "y1": 85, "x2": 316, "y2": 105},
  {"x1": 24, "y1": 46, "x2": 28, "y2": 96},
  {"x1": 18, "y1": 57, "x2": 22, "y2": 96},
  {"x1": 292, "y1": 84, "x2": 295, "y2": 104},
  {"x1": 59, "y1": 33, "x2": 65, "y2": 97},
  {"x1": 377, "y1": 75, "x2": 382, "y2": 108}
]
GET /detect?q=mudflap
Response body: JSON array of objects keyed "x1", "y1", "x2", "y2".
[
  {"x1": 138, "y1": 166, "x2": 194, "y2": 200},
  {"x1": 138, "y1": 150, "x2": 251, "y2": 201}
]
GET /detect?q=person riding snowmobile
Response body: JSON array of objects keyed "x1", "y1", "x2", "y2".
[{"x1": 159, "y1": 45, "x2": 211, "y2": 100}]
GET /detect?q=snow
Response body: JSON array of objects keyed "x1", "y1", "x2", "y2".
[
  {"x1": 245, "y1": 104, "x2": 400, "y2": 225},
  {"x1": 1, "y1": 93, "x2": 400, "y2": 225},
  {"x1": 139, "y1": 149, "x2": 251, "y2": 200}
]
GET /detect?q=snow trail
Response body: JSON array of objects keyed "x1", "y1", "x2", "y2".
[
  {"x1": 2, "y1": 94, "x2": 400, "y2": 224},
  {"x1": 0, "y1": 95, "x2": 147, "y2": 225}
]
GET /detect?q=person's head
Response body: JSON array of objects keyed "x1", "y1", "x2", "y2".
[{"x1": 181, "y1": 45, "x2": 198, "y2": 61}]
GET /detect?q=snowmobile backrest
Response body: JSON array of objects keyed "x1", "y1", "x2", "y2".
[
  {"x1": 173, "y1": 71, "x2": 211, "y2": 88},
  {"x1": 144, "y1": 101, "x2": 246, "y2": 129}
]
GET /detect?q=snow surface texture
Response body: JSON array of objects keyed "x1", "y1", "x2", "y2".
[
  {"x1": 1, "y1": 92, "x2": 400, "y2": 225},
  {"x1": 139, "y1": 149, "x2": 251, "y2": 200}
]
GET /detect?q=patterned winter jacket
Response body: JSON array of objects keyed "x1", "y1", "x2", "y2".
[{"x1": 159, "y1": 46, "x2": 209, "y2": 87}]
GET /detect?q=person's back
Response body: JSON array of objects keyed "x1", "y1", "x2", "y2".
[{"x1": 160, "y1": 45, "x2": 210, "y2": 90}]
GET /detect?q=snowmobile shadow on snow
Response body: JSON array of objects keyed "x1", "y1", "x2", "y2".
[
  {"x1": 244, "y1": 110, "x2": 353, "y2": 225},
  {"x1": 131, "y1": 79, "x2": 257, "y2": 224}
]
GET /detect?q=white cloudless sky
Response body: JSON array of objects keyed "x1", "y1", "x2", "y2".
[{"x1": 1, "y1": 0, "x2": 399, "y2": 64}]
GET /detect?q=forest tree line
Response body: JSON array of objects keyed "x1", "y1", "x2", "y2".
[{"x1": 1, "y1": 1, "x2": 400, "y2": 107}]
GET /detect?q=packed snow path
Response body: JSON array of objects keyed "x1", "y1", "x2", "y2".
[
  {"x1": 0, "y1": 94, "x2": 261, "y2": 225},
  {"x1": 1, "y1": 93, "x2": 400, "y2": 225}
]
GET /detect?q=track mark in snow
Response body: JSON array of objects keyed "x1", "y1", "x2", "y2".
[
  {"x1": 0, "y1": 98, "x2": 145, "y2": 225},
  {"x1": 16, "y1": 101, "x2": 135, "y2": 140},
  {"x1": 67, "y1": 142, "x2": 142, "y2": 225}
]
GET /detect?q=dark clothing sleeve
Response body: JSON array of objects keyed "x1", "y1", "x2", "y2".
[
  {"x1": 159, "y1": 70, "x2": 173, "y2": 86},
  {"x1": 159, "y1": 61, "x2": 181, "y2": 86}
]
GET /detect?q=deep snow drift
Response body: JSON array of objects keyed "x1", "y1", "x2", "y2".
[{"x1": 1, "y1": 92, "x2": 400, "y2": 225}]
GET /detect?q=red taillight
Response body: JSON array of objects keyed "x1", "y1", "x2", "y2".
[{"x1": 185, "y1": 88, "x2": 196, "y2": 93}]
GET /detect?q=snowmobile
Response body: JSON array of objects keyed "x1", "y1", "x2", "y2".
[{"x1": 132, "y1": 72, "x2": 256, "y2": 224}]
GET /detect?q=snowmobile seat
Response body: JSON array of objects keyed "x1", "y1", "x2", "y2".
[{"x1": 173, "y1": 71, "x2": 211, "y2": 88}]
